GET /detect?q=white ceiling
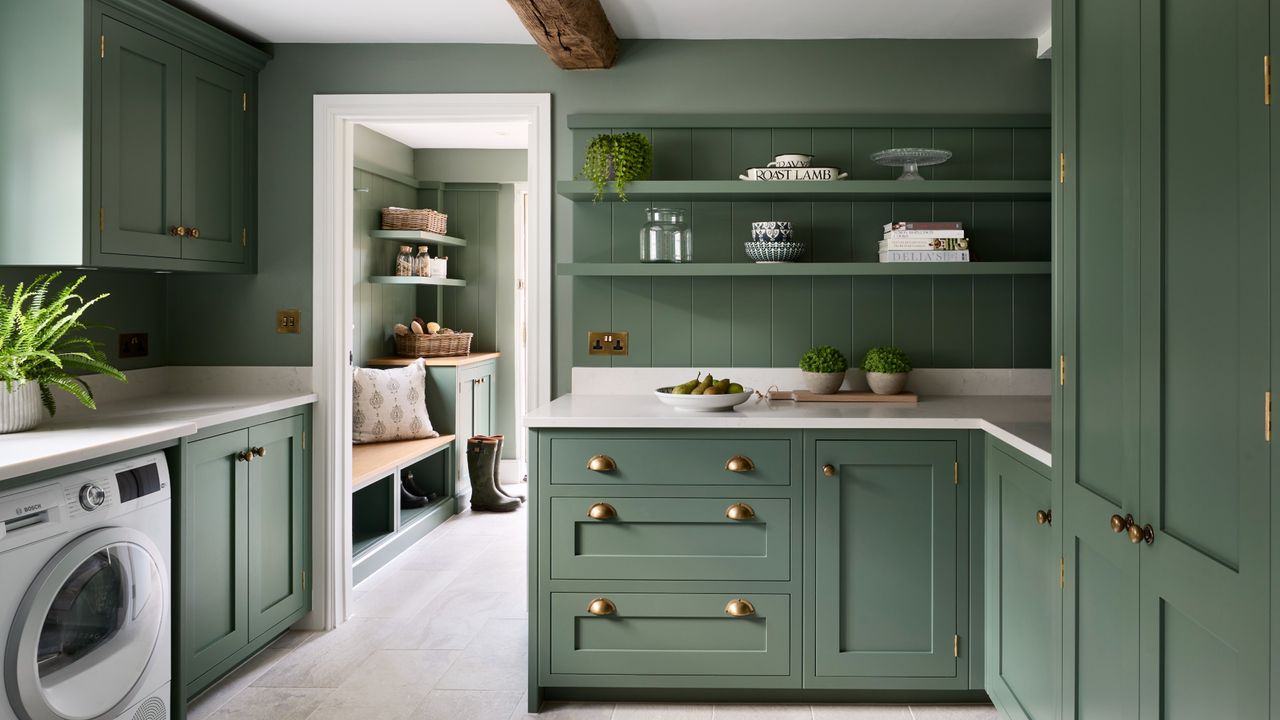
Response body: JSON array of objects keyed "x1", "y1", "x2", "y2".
[
  {"x1": 174, "y1": 0, "x2": 1050, "y2": 44},
  {"x1": 360, "y1": 120, "x2": 530, "y2": 149}
]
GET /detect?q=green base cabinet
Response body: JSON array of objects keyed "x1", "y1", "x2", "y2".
[
  {"x1": 175, "y1": 407, "x2": 311, "y2": 708},
  {"x1": 422, "y1": 358, "x2": 495, "y2": 505}
]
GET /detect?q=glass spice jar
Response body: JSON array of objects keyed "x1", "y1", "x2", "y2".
[
  {"x1": 394, "y1": 245, "x2": 414, "y2": 276},
  {"x1": 415, "y1": 246, "x2": 431, "y2": 276},
  {"x1": 639, "y1": 207, "x2": 692, "y2": 262}
]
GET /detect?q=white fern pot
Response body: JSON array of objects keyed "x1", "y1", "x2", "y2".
[
  {"x1": 0, "y1": 382, "x2": 42, "y2": 433},
  {"x1": 867, "y1": 371, "x2": 909, "y2": 395},
  {"x1": 802, "y1": 371, "x2": 845, "y2": 395}
]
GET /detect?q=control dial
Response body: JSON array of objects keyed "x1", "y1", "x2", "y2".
[{"x1": 79, "y1": 483, "x2": 106, "y2": 511}]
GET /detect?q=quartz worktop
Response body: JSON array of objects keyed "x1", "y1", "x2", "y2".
[
  {"x1": 525, "y1": 393, "x2": 1052, "y2": 466},
  {"x1": 0, "y1": 390, "x2": 316, "y2": 482}
]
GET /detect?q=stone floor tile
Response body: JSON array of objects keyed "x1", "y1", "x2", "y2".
[
  {"x1": 613, "y1": 703, "x2": 716, "y2": 719},
  {"x1": 417, "y1": 689, "x2": 523, "y2": 720},
  {"x1": 206, "y1": 687, "x2": 331, "y2": 720}
]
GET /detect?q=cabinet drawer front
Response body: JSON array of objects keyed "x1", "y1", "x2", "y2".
[
  {"x1": 549, "y1": 438, "x2": 790, "y2": 485},
  {"x1": 550, "y1": 593, "x2": 790, "y2": 676},
  {"x1": 550, "y1": 497, "x2": 790, "y2": 581}
]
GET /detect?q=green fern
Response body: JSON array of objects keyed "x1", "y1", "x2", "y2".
[{"x1": 0, "y1": 273, "x2": 126, "y2": 416}]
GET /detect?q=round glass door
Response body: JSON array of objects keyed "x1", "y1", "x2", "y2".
[{"x1": 6, "y1": 528, "x2": 166, "y2": 720}]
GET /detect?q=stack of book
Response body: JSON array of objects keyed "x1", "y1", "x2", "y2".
[{"x1": 879, "y1": 222, "x2": 970, "y2": 263}]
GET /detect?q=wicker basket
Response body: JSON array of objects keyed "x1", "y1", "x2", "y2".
[
  {"x1": 394, "y1": 332, "x2": 473, "y2": 358},
  {"x1": 381, "y1": 207, "x2": 448, "y2": 234}
]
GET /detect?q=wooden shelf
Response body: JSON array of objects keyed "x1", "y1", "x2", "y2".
[
  {"x1": 558, "y1": 262, "x2": 1051, "y2": 277},
  {"x1": 352, "y1": 434, "x2": 455, "y2": 491},
  {"x1": 365, "y1": 352, "x2": 501, "y2": 368},
  {"x1": 556, "y1": 180, "x2": 1050, "y2": 202},
  {"x1": 369, "y1": 275, "x2": 467, "y2": 287},
  {"x1": 369, "y1": 229, "x2": 467, "y2": 248}
]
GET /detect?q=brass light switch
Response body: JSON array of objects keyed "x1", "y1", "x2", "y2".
[
  {"x1": 276, "y1": 309, "x2": 301, "y2": 334},
  {"x1": 588, "y1": 331, "x2": 628, "y2": 355}
]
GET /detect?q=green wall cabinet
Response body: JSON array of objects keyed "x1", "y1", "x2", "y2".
[
  {"x1": 0, "y1": 0, "x2": 267, "y2": 270},
  {"x1": 176, "y1": 408, "x2": 311, "y2": 705}
]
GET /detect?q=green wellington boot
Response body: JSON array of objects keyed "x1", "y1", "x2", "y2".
[
  {"x1": 467, "y1": 436, "x2": 520, "y2": 512},
  {"x1": 485, "y1": 435, "x2": 525, "y2": 503}
]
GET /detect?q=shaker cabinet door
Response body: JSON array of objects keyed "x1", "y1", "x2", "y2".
[
  {"x1": 247, "y1": 415, "x2": 309, "y2": 639},
  {"x1": 180, "y1": 53, "x2": 246, "y2": 264}
]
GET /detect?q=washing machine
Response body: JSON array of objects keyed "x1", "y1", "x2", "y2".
[{"x1": 1, "y1": 452, "x2": 171, "y2": 720}]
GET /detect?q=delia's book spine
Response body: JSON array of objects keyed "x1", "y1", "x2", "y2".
[{"x1": 878, "y1": 250, "x2": 971, "y2": 263}]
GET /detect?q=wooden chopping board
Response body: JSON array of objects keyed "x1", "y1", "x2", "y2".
[{"x1": 773, "y1": 390, "x2": 918, "y2": 404}]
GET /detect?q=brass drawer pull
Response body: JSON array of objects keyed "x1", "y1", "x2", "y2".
[
  {"x1": 822, "y1": 464, "x2": 836, "y2": 477},
  {"x1": 1035, "y1": 509, "x2": 1052, "y2": 526},
  {"x1": 725, "y1": 502, "x2": 755, "y2": 521},
  {"x1": 587, "y1": 597, "x2": 616, "y2": 616},
  {"x1": 725, "y1": 455, "x2": 755, "y2": 472},
  {"x1": 724, "y1": 598, "x2": 756, "y2": 617},
  {"x1": 587, "y1": 454, "x2": 617, "y2": 472},
  {"x1": 587, "y1": 502, "x2": 617, "y2": 520}
]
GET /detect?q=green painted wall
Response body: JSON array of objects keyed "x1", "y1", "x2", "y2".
[
  {"x1": 413, "y1": 149, "x2": 528, "y2": 183},
  {"x1": 163, "y1": 39, "x2": 1050, "y2": 394}
]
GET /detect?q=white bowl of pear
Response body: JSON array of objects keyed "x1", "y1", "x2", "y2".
[{"x1": 654, "y1": 373, "x2": 754, "y2": 412}]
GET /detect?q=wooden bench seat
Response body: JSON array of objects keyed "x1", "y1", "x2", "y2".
[{"x1": 351, "y1": 434, "x2": 455, "y2": 491}]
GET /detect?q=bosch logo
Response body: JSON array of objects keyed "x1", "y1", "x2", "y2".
[{"x1": 16, "y1": 504, "x2": 42, "y2": 515}]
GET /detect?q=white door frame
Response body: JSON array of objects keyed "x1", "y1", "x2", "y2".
[{"x1": 310, "y1": 93, "x2": 552, "y2": 628}]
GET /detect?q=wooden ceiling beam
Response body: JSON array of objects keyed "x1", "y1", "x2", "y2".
[{"x1": 505, "y1": 0, "x2": 618, "y2": 70}]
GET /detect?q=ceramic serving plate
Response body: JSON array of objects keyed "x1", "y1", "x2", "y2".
[
  {"x1": 739, "y1": 167, "x2": 848, "y2": 181},
  {"x1": 654, "y1": 386, "x2": 755, "y2": 412}
]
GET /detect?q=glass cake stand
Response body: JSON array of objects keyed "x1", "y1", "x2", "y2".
[{"x1": 870, "y1": 148, "x2": 953, "y2": 181}]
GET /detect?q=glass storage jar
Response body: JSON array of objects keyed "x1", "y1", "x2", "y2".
[
  {"x1": 415, "y1": 246, "x2": 431, "y2": 276},
  {"x1": 394, "y1": 245, "x2": 414, "y2": 276},
  {"x1": 639, "y1": 207, "x2": 692, "y2": 263}
]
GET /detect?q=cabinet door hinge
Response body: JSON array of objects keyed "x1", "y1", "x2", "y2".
[
  {"x1": 242, "y1": 92, "x2": 247, "y2": 112},
  {"x1": 1060, "y1": 557, "x2": 1065, "y2": 588},
  {"x1": 1266, "y1": 391, "x2": 1272, "y2": 442},
  {"x1": 1059, "y1": 354, "x2": 1066, "y2": 386},
  {"x1": 301, "y1": 571, "x2": 307, "y2": 592},
  {"x1": 1059, "y1": 152, "x2": 1065, "y2": 183},
  {"x1": 953, "y1": 461, "x2": 959, "y2": 485},
  {"x1": 1266, "y1": 56, "x2": 1272, "y2": 105},
  {"x1": 953, "y1": 635, "x2": 960, "y2": 657},
  {"x1": 301, "y1": 431, "x2": 306, "y2": 450},
  {"x1": 98, "y1": 207, "x2": 104, "y2": 233},
  {"x1": 100, "y1": 34, "x2": 105, "y2": 59},
  {"x1": 241, "y1": 227, "x2": 247, "y2": 246}
]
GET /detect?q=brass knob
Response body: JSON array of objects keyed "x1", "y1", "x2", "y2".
[
  {"x1": 724, "y1": 598, "x2": 756, "y2": 617},
  {"x1": 1140, "y1": 523, "x2": 1155, "y2": 545},
  {"x1": 587, "y1": 502, "x2": 617, "y2": 520},
  {"x1": 1035, "y1": 509, "x2": 1052, "y2": 526},
  {"x1": 253, "y1": 446, "x2": 266, "y2": 458},
  {"x1": 236, "y1": 450, "x2": 252, "y2": 463},
  {"x1": 1110, "y1": 514, "x2": 1132, "y2": 534},
  {"x1": 822, "y1": 464, "x2": 836, "y2": 477},
  {"x1": 1128, "y1": 524, "x2": 1145, "y2": 544},
  {"x1": 586, "y1": 597, "x2": 616, "y2": 616},
  {"x1": 587, "y1": 454, "x2": 617, "y2": 472},
  {"x1": 189, "y1": 227, "x2": 201, "y2": 238},
  {"x1": 725, "y1": 502, "x2": 755, "y2": 521},
  {"x1": 725, "y1": 455, "x2": 755, "y2": 472},
  {"x1": 170, "y1": 225, "x2": 187, "y2": 237}
]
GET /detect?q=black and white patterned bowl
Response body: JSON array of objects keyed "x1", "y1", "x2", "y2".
[{"x1": 745, "y1": 240, "x2": 805, "y2": 263}]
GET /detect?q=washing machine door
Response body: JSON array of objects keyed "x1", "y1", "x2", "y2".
[{"x1": 5, "y1": 526, "x2": 167, "y2": 720}]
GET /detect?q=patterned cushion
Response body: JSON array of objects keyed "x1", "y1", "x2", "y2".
[{"x1": 352, "y1": 359, "x2": 439, "y2": 444}]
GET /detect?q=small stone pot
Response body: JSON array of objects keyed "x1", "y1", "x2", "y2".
[
  {"x1": 802, "y1": 371, "x2": 845, "y2": 395},
  {"x1": 866, "y1": 371, "x2": 908, "y2": 395},
  {"x1": 0, "y1": 381, "x2": 42, "y2": 434}
]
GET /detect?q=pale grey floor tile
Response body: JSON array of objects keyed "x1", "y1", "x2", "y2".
[
  {"x1": 207, "y1": 687, "x2": 331, "y2": 720},
  {"x1": 187, "y1": 648, "x2": 289, "y2": 720},
  {"x1": 812, "y1": 705, "x2": 913, "y2": 719},
  {"x1": 714, "y1": 704, "x2": 814, "y2": 719},
  {"x1": 334, "y1": 648, "x2": 458, "y2": 697},
  {"x1": 463, "y1": 616, "x2": 527, "y2": 655},
  {"x1": 269, "y1": 630, "x2": 318, "y2": 650},
  {"x1": 444, "y1": 568, "x2": 526, "y2": 593},
  {"x1": 378, "y1": 590, "x2": 517, "y2": 650},
  {"x1": 304, "y1": 686, "x2": 424, "y2": 720},
  {"x1": 612, "y1": 703, "x2": 715, "y2": 719},
  {"x1": 909, "y1": 705, "x2": 998, "y2": 720},
  {"x1": 350, "y1": 568, "x2": 458, "y2": 618},
  {"x1": 418, "y1": 689, "x2": 523, "y2": 720},
  {"x1": 433, "y1": 649, "x2": 527, "y2": 691},
  {"x1": 508, "y1": 698, "x2": 615, "y2": 719},
  {"x1": 252, "y1": 618, "x2": 392, "y2": 688}
]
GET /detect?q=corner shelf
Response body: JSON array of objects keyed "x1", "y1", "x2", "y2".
[
  {"x1": 557, "y1": 262, "x2": 1051, "y2": 277},
  {"x1": 369, "y1": 275, "x2": 467, "y2": 287},
  {"x1": 369, "y1": 229, "x2": 467, "y2": 248},
  {"x1": 556, "y1": 179, "x2": 1050, "y2": 202}
]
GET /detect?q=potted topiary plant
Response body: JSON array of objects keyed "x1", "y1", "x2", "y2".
[
  {"x1": 862, "y1": 346, "x2": 912, "y2": 395},
  {"x1": 799, "y1": 345, "x2": 848, "y2": 394},
  {"x1": 0, "y1": 273, "x2": 126, "y2": 433},
  {"x1": 582, "y1": 132, "x2": 653, "y2": 202}
]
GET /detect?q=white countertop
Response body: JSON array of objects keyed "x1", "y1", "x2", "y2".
[
  {"x1": 0, "y1": 391, "x2": 317, "y2": 482},
  {"x1": 525, "y1": 394, "x2": 1052, "y2": 467}
]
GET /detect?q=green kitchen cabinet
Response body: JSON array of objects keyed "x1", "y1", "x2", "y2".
[
  {"x1": 176, "y1": 407, "x2": 311, "y2": 703},
  {"x1": 461, "y1": 360, "x2": 495, "y2": 439},
  {"x1": 178, "y1": 52, "x2": 247, "y2": 264},
  {"x1": 984, "y1": 439, "x2": 1057, "y2": 720},
  {"x1": 808, "y1": 438, "x2": 963, "y2": 686}
]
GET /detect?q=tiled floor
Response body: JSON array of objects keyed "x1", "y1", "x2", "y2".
[{"x1": 187, "y1": 497, "x2": 998, "y2": 720}]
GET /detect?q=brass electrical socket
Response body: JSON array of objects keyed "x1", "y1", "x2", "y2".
[
  {"x1": 276, "y1": 309, "x2": 301, "y2": 334},
  {"x1": 588, "y1": 331, "x2": 628, "y2": 355}
]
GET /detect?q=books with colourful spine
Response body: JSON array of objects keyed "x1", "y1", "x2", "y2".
[
  {"x1": 884, "y1": 228, "x2": 967, "y2": 239},
  {"x1": 879, "y1": 238, "x2": 969, "y2": 251},
  {"x1": 884, "y1": 221, "x2": 963, "y2": 232},
  {"x1": 879, "y1": 250, "x2": 971, "y2": 263}
]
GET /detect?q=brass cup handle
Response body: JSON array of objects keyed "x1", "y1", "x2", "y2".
[
  {"x1": 587, "y1": 597, "x2": 616, "y2": 616},
  {"x1": 822, "y1": 464, "x2": 836, "y2": 477},
  {"x1": 1035, "y1": 509, "x2": 1052, "y2": 526},
  {"x1": 587, "y1": 454, "x2": 617, "y2": 472},
  {"x1": 725, "y1": 502, "x2": 755, "y2": 521},
  {"x1": 724, "y1": 598, "x2": 756, "y2": 617},
  {"x1": 725, "y1": 455, "x2": 755, "y2": 473},
  {"x1": 587, "y1": 502, "x2": 617, "y2": 520},
  {"x1": 252, "y1": 446, "x2": 266, "y2": 458},
  {"x1": 189, "y1": 227, "x2": 201, "y2": 238},
  {"x1": 170, "y1": 225, "x2": 187, "y2": 237},
  {"x1": 236, "y1": 450, "x2": 252, "y2": 463}
]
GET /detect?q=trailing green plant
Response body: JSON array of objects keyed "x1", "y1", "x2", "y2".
[
  {"x1": 582, "y1": 132, "x2": 653, "y2": 202},
  {"x1": 799, "y1": 345, "x2": 848, "y2": 374},
  {"x1": 861, "y1": 346, "x2": 913, "y2": 374},
  {"x1": 0, "y1": 273, "x2": 125, "y2": 416}
]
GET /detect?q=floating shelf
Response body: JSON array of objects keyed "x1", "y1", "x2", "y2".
[
  {"x1": 369, "y1": 229, "x2": 467, "y2": 248},
  {"x1": 368, "y1": 275, "x2": 467, "y2": 287},
  {"x1": 558, "y1": 262, "x2": 1051, "y2": 277},
  {"x1": 556, "y1": 180, "x2": 1051, "y2": 202}
]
